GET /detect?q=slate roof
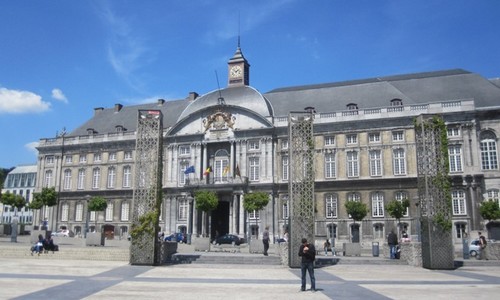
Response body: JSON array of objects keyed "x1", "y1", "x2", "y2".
[{"x1": 69, "y1": 69, "x2": 500, "y2": 137}]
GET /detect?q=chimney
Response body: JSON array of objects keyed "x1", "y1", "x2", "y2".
[
  {"x1": 114, "y1": 103, "x2": 123, "y2": 112},
  {"x1": 94, "y1": 107, "x2": 104, "y2": 116},
  {"x1": 157, "y1": 99, "x2": 165, "y2": 105},
  {"x1": 188, "y1": 92, "x2": 199, "y2": 101}
]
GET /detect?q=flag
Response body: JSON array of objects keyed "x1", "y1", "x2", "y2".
[
  {"x1": 203, "y1": 166, "x2": 212, "y2": 176},
  {"x1": 184, "y1": 165, "x2": 195, "y2": 175},
  {"x1": 222, "y1": 165, "x2": 230, "y2": 176},
  {"x1": 235, "y1": 164, "x2": 241, "y2": 178}
]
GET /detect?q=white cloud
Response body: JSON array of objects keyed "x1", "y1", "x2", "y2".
[
  {"x1": 51, "y1": 88, "x2": 68, "y2": 103},
  {"x1": 25, "y1": 141, "x2": 39, "y2": 157},
  {"x1": 0, "y1": 87, "x2": 51, "y2": 114}
]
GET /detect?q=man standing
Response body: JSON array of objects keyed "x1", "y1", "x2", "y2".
[
  {"x1": 298, "y1": 238, "x2": 316, "y2": 292},
  {"x1": 387, "y1": 230, "x2": 398, "y2": 259},
  {"x1": 262, "y1": 226, "x2": 270, "y2": 256},
  {"x1": 478, "y1": 231, "x2": 488, "y2": 260}
]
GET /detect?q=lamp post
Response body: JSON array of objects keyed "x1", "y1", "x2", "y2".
[
  {"x1": 84, "y1": 195, "x2": 90, "y2": 238},
  {"x1": 328, "y1": 207, "x2": 335, "y2": 250}
]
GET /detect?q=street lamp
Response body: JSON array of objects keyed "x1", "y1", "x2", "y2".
[{"x1": 84, "y1": 195, "x2": 90, "y2": 238}]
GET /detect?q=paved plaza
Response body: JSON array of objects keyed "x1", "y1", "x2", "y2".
[{"x1": 1, "y1": 256, "x2": 499, "y2": 300}]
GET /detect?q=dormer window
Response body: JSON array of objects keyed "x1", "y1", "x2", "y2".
[
  {"x1": 347, "y1": 103, "x2": 358, "y2": 110},
  {"x1": 390, "y1": 98, "x2": 403, "y2": 106},
  {"x1": 87, "y1": 128, "x2": 97, "y2": 135},
  {"x1": 115, "y1": 125, "x2": 126, "y2": 132}
]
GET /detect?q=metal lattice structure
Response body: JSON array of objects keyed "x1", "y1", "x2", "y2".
[
  {"x1": 288, "y1": 111, "x2": 315, "y2": 268},
  {"x1": 130, "y1": 110, "x2": 163, "y2": 265},
  {"x1": 415, "y1": 115, "x2": 454, "y2": 270}
]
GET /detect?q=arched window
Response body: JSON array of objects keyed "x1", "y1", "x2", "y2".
[
  {"x1": 390, "y1": 98, "x2": 403, "y2": 106},
  {"x1": 480, "y1": 130, "x2": 498, "y2": 170},
  {"x1": 214, "y1": 149, "x2": 230, "y2": 183},
  {"x1": 61, "y1": 203, "x2": 69, "y2": 222}
]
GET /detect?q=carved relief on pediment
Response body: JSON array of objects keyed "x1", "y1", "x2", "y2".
[{"x1": 203, "y1": 109, "x2": 235, "y2": 132}]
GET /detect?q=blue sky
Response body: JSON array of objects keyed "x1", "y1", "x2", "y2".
[{"x1": 1, "y1": 0, "x2": 499, "y2": 168}]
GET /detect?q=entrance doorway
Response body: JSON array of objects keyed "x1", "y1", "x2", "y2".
[{"x1": 211, "y1": 201, "x2": 229, "y2": 239}]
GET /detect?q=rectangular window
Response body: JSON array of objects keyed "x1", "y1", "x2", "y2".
[
  {"x1": 61, "y1": 203, "x2": 69, "y2": 222},
  {"x1": 44, "y1": 170, "x2": 53, "y2": 187},
  {"x1": 456, "y1": 223, "x2": 466, "y2": 239},
  {"x1": 179, "y1": 162, "x2": 189, "y2": 185},
  {"x1": 282, "y1": 156, "x2": 289, "y2": 181},
  {"x1": 326, "y1": 194, "x2": 337, "y2": 218},
  {"x1": 372, "y1": 192, "x2": 384, "y2": 217},
  {"x1": 107, "y1": 167, "x2": 116, "y2": 188},
  {"x1": 92, "y1": 168, "x2": 100, "y2": 189},
  {"x1": 346, "y1": 134, "x2": 357, "y2": 145},
  {"x1": 281, "y1": 139, "x2": 289, "y2": 150},
  {"x1": 392, "y1": 131, "x2": 405, "y2": 142},
  {"x1": 395, "y1": 191, "x2": 409, "y2": 217},
  {"x1": 248, "y1": 210, "x2": 260, "y2": 220},
  {"x1": 79, "y1": 154, "x2": 87, "y2": 164},
  {"x1": 65, "y1": 155, "x2": 73, "y2": 164},
  {"x1": 124, "y1": 151, "x2": 133, "y2": 160},
  {"x1": 325, "y1": 153, "x2": 336, "y2": 178},
  {"x1": 63, "y1": 170, "x2": 72, "y2": 190},
  {"x1": 94, "y1": 153, "x2": 102, "y2": 163},
  {"x1": 480, "y1": 140, "x2": 498, "y2": 170},
  {"x1": 452, "y1": 190, "x2": 467, "y2": 215},
  {"x1": 369, "y1": 150, "x2": 382, "y2": 176},
  {"x1": 249, "y1": 157, "x2": 260, "y2": 181},
  {"x1": 105, "y1": 203, "x2": 113, "y2": 221},
  {"x1": 77, "y1": 169, "x2": 85, "y2": 190},
  {"x1": 179, "y1": 145, "x2": 190, "y2": 156},
  {"x1": 393, "y1": 148, "x2": 406, "y2": 175},
  {"x1": 346, "y1": 151, "x2": 359, "y2": 177},
  {"x1": 75, "y1": 203, "x2": 83, "y2": 222},
  {"x1": 90, "y1": 211, "x2": 96, "y2": 222},
  {"x1": 123, "y1": 166, "x2": 131, "y2": 188},
  {"x1": 248, "y1": 140, "x2": 260, "y2": 151},
  {"x1": 368, "y1": 132, "x2": 381, "y2": 143},
  {"x1": 121, "y1": 202, "x2": 130, "y2": 221},
  {"x1": 374, "y1": 224, "x2": 384, "y2": 239},
  {"x1": 282, "y1": 195, "x2": 289, "y2": 220},
  {"x1": 45, "y1": 156, "x2": 54, "y2": 164},
  {"x1": 447, "y1": 127, "x2": 461, "y2": 137},
  {"x1": 449, "y1": 145, "x2": 463, "y2": 172},
  {"x1": 178, "y1": 198, "x2": 188, "y2": 221},
  {"x1": 324, "y1": 136, "x2": 335, "y2": 146},
  {"x1": 108, "y1": 152, "x2": 117, "y2": 161}
]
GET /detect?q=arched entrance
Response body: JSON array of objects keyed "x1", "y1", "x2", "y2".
[{"x1": 103, "y1": 224, "x2": 115, "y2": 240}]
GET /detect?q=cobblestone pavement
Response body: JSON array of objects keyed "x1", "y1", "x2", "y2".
[{"x1": 1, "y1": 257, "x2": 500, "y2": 300}]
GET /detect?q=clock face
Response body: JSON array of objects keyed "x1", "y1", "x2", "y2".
[{"x1": 230, "y1": 65, "x2": 242, "y2": 77}]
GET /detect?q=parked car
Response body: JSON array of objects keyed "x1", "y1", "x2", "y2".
[
  {"x1": 214, "y1": 234, "x2": 245, "y2": 246},
  {"x1": 51, "y1": 229, "x2": 74, "y2": 237},
  {"x1": 164, "y1": 232, "x2": 186, "y2": 243},
  {"x1": 469, "y1": 239, "x2": 481, "y2": 257}
]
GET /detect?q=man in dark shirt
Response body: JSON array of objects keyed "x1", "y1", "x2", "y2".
[
  {"x1": 298, "y1": 238, "x2": 316, "y2": 291},
  {"x1": 387, "y1": 230, "x2": 398, "y2": 259}
]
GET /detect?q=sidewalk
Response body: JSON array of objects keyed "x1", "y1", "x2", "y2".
[{"x1": 1, "y1": 256, "x2": 499, "y2": 299}]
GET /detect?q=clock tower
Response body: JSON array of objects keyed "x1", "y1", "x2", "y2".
[{"x1": 227, "y1": 41, "x2": 250, "y2": 87}]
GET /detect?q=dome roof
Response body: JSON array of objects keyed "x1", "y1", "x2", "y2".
[{"x1": 177, "y1": 86, "x2": 273, "y2": 121}]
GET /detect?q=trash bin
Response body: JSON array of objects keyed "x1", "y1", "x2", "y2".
[{"x1": 372, "y1": 242, "x2": 379, "y2": 257}]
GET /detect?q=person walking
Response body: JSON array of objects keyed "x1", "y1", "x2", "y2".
[
  {"x1": 478, "y1": 231, "x2": 488, "y2": 260},
  {"x1": 298, "y1": 238, "x2": 316, "y2": 292},
  {"x1": 262, "y1": 226, "x2": 270, "y2": 256},
  {"x1": 387, "y1": 230, "x2": 398, "y2": 259},
  {"x1": 323, "y1": 239, "x2": 331, "y2": 256}
]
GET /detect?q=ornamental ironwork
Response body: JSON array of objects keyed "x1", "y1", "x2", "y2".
[
  {"x1": 130, "y1": 110, "x2": 163, "y2": 265},
  {"x1": 288, "y1": 111, "x2": 315, "y2": 268},
  {"x1": 415, "y1": 115, "x2": 454, "y2": 269}
]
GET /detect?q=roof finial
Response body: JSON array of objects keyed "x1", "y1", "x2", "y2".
[{"x1": 238, "y1": 11, "x2": 241, "y2": 48}]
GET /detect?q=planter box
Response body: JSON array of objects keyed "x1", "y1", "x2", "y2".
[
  {"x1": 193, "y1": 237, "x2": 210, "y2": 252},
  {"x1": 343, "y1": 243, "x2": 361, "y2": 256},
  {"x1": 249, "y1": 239, "x2": 264, "y2": 253},
  {"x1": 86, "y1": 232, "x2": 105, "y2": 246}
]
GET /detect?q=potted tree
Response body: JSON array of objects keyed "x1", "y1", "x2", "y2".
[
  {"x1": 344, "y1": 200, "x2": 368, "y2": 256},
  {"x1": 29, "y1": 187, "x2": 58, "y2": 242},
  {"x1": 194, "y1": 190, "x2": 218, "y2": 251},
  {"x1": 86, "y1": 196, "x2": 107, "y2": 246},
  {"x1": 386, "y1": 198, "x2": 410, "y2": 238},
  {"x1": 243, "y1": 191, "x2": 269, "y2": 253},
  {"x1": 0, "y1": 192, "x2": 26, "y2": 240}
]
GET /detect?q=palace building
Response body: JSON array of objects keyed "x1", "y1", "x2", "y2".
[{"x1": 35, "y1": 46, "x2": 500, "y2": 246}]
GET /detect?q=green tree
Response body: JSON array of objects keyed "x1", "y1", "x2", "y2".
[
  {"x1": 243, "y1": 192, "x2": 269, "y2": 212},
  {"x1": 29, "y1": 187, "x2": 58, "y2": 226},
  {"x1": 479, "y1": 200, "x2": 500, "y2": 222},
  {"x1": 345, "y1": 201, "x2": 368, "y2": 224},
  {"x1": 0, "y1": 192, "x2": 26, "y2": 216},
  {"x1": 386, "y1": 198, "x2": 410, "y2": 225},
  {"x1": 194, "y1": 190, "x2": 218, "y2": 237},
  {"x1": 88, "y1": 196, "x2": 108, "y2": 230}
]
